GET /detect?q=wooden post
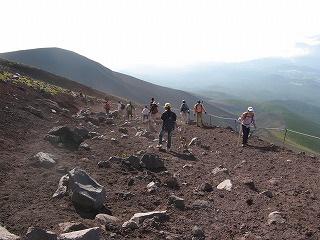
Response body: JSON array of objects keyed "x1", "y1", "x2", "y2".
[
  {"x1": 237, "y1": 121, "x2": 242, "y2": 147},
  {"x1": 282, "y1": 129, "x2": 288, "y2": 147}
]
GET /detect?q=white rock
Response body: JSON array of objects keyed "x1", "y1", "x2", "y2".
[
  {"x1": 0, "y1": 226, "x2": 20, "y2": 240},
  {"x1": 217, "y1": 179, "x2": 232, "y2": 191},
  {"x1": 59, "y1": 227, "x2": 100, "y2": 240}
]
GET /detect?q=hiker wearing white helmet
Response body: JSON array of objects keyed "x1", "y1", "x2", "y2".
[
  {"x1": 156, "y1": 103, "x2": 177, "y2": 152},
  {"x1": 180, "y1": 100, "x2": 190, "y2": 124},
  {"x1": 239, "y1": 106, "x2": 256, "y2": 146}
]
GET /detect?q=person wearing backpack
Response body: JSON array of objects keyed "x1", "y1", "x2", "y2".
[
  {"x1": 117, "y1": 100, "x2": 125, "y2": 119},
  {"x1": 180, "y1": 100, "x2": 190, "y2": 124},
  {"x1": 126, "y1": 101, "x2": 135, "y2": 120},
  {"x1": 149, "y1": 98, "x2": 158, "y2": 123},
  {"x1": 156, "y1": 103, "x2": 177, "y2": 152},
  {"x1": 239, "y1": 106, "x2": 256, "y2": 146},
  {"x1": 193, "y1": 100, "x2": 207, "y2": 127}
]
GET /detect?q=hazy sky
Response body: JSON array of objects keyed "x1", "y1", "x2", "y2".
[{"x1": 1, "y1": 0, "x2": 320, "y2": 71}]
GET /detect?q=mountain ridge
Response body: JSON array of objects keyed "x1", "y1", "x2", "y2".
[
  {"x1": 1, "y1": 63, "x2": 320, "y2": 239},
  {"x1": 0, "y1": 47, "x2": 235, "y2": 127}
]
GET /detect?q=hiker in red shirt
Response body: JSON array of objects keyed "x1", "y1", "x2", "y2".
[
  {"x1": 104, "y1": 101, "x2": 111, "y2": 114},
  {"x1": 149, "y1": 98, "x2": 158, "y2": 123}
]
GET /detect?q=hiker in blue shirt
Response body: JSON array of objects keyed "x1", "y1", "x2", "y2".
[
  {"x1": 156, "y1": 103, "x2": 177, "y2": 152},
  {"x1": 180, "y1": 100, "x2": 190, "y2": 124}
]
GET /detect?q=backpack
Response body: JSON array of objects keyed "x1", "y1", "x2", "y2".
[
  {"x1": 242, "y1": 112, "x2": 255, "y2": 124},
  {"x1": 104, "y1": 103, "x2": 111, "y2": 110},
  {"x1": 194, "y1": 104, "x2": 202, "y2": 113},
  {"x1": 181, "y1": 103, "x2": 189, "y2": 112},
  {"x1": 164, "y1": 111, "x2": 176, "y2": 131},
  {"x1": 127, "y1": 104, "x2": 133, "y2": 111},
  {"x1": 120, "y1": 103, "x2": 125, "y2": 110},
  {"x1": 151, "y1": 104, "x2": 158, "y2": 114},
  {"x1": 243, "y1": 112, "x2": 254, "y2": 120}
]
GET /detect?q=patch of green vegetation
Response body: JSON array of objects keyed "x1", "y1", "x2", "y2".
[
  {"x1": 259, "y1": 103, "x2": 320, "y2": 154},
  {"x1": 0, "y1": 70, "x2": 103, "y2": 103},
  {"x1": 114, "y1": 153, "x2": 127, "y2": 159},
  {"x1": 207, "y1": 99, "x2": 320, "y2": 154},
  {"x1": 267, "y1": 129, "x2": 319, "y2": 155}
]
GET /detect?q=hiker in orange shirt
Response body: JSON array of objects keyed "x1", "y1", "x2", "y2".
[{"x1": 193, "y1": 100, "x2": 207, "y2": 127}]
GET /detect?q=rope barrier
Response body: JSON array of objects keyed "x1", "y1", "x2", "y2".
[
  {"x1": 286, "y1": 129, "x2": 320, "y2": 140},
  {"x1": 171, "y1": 107, "x2": 320, "y2": 149},
  {"x1": 207, "y1": 113, "x2": 236, "y2": 121},
  {"x1": 175, "y1": 104, "x2": 320, "y2": 155}
]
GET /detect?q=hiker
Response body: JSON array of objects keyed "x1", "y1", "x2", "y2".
[
  {"x1": 141, "y1": 106, "x2": 150, "y2": 122},
  {"x1": 193, "y1": 100, "x2": 207, "y2": 127},
  {"x1": 157, "y1": 103, "x2": 177, "y2": 152},
  {"x1": 117, "y1": 100, "x2": 125, "y2": 119},
  {"x1": 149, "y1": 98, "x2": 158, "y2": 123},
  {"x1": 239, "y1": 106, "x2": 256, "y2": 146},
  {"x1": 104, "y1": 101, "x2": 111, "y2": 114},
  {"x1": 79, "y1": 89, "x2": 83, "y2": 98},
  {"x1": 126, "y1": 101, "x2": 135, "y2": 120},
  {"x1": 180, "y1": 100, "x2": 190, "y2": 124}
]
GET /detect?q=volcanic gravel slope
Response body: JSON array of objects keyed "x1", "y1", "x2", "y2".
[{"x1": 1, "y1": 80, "x2": 320, "y2": 240}]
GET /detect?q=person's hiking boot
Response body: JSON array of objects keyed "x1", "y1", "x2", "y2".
[{"x1": 156, "y1": 144, "x2": 162, "y2": 148}]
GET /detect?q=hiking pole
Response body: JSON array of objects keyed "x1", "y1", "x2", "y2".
[{"x1": 237, "y1": 120, "x2": 242, "y2": 147}]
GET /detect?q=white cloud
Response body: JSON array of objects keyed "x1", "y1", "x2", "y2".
[{"x1": 1, "y1": 0, "x2": 320, "y2": 70}]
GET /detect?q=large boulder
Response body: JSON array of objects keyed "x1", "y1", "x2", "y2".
[
  {"x1": 68, "y1": 167, "x2": 106, "y2": 210},
  {"x1": 36, "y1": 99, "x2": 70, "y2": 115},
  {"x1": 30, "y1": 152, "x2": 57, "y2": 168},
  {"x1": 122, "y1": 155, "x2": 141, "y2": 170},
  {"x1": 141, "y1": 154, "x2": 165, "y2": 171},
  {"x1": 129, "y1": 211, "x2": 167, "y2": 224},
  {"x1": 73, "y1": 127, "x2": 89, "y2": 139},
  {"x1": 47, "y1": 126, "x2": 83, "y2": 148},
  {"x1": 23, "y1": 105, "x2": 44, "y2": 119},
  {"x1": 25, "y1": 227, "x2": 57, "y2": 240}
]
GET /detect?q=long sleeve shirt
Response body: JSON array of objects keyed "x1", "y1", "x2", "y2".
[{"x1": 241, "y1": 111, "x2": 256, "y2": 128}]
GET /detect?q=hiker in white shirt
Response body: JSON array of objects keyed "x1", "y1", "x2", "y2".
[{"x1": 239, "y1": 106, "x2": 256, "y2": 146}]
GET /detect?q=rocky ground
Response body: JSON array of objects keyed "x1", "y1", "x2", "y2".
[{"x1": 1, "y1": 78, "x2": 320, "y2": 240}]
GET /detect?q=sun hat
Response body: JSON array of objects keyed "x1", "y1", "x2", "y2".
[
  {"x1": 182, "y1": 100, "x2": 186, "y2": 103},
  {"x1": 247, "y1": 106, "x2": 254, "y2": 112},
  {"x1": 164, "y1": 103, "x2": 171, "y2": 108}
]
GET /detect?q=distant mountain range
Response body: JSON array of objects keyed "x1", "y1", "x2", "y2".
[
  {"x1": 123, "y1": 55, "x2": 320, "y2": 106},
  {"x1": 1, "y1": 47, "x2": 320, "y2": 154}
]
